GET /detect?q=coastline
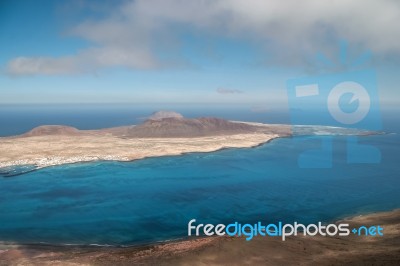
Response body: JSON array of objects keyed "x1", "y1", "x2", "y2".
[
  {"x1": 0, "y1": 132, "x2": 280, "y2": 171},
  {"x1": 0, "y1": 119, "x2": 381, "y2": 172},
  {"x1": 1, "y1": 208, "x2": 399, "y2": 265}
]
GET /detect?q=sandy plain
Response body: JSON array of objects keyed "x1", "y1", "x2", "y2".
[{"x1": 0, "y1": 133, "x2": 278, "y2": 169}]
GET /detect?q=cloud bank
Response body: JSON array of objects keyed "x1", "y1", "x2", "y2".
[{"x1": 6, "y1": 0, "x2": 400, "y2": 75}]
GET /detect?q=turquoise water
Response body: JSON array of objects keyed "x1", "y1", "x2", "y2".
[
  {"x1": 0, "y1": 133, "x2": 399, "y2": 246},
  {"x1": 0, "y1": 106, "x2": 399, "y2": 246}
]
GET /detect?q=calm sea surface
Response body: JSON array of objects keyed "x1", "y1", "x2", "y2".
[{"x1": 0, "y1": 105, "x2": 399, "y2": 245}]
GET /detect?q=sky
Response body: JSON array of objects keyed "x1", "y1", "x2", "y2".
[{"x1": 0, "y1": 0, "x2": 399, "y2": 108}]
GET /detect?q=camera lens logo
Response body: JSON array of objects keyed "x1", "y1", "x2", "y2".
[
  {"x1": 327, "y1": 81, "x2": 370, "y2": 125},
  {"x1": 286, "y1": 42, "x2": 381, "y2": 168}
]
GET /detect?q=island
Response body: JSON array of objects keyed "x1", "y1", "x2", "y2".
[{"x1": 0, "y1": 111, "x2": 291, "y2": 171}]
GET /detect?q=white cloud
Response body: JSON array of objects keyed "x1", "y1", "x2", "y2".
[
  {"x1": 7, "y1": 56, "x2": 79, "y2": 75},
  {"x1": 216, "y1": 87, "x2": 243, "y2": 94},
  {"x1": 6, "y1": 0, "x2": 400, "y2": 75}
]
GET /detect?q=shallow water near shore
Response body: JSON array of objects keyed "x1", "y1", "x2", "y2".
[{"x1": 0, "y1": 132, "x2": 399, "y2": 246}]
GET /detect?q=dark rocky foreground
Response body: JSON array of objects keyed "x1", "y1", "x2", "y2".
[{"x1": 1, "y1": 209, "x2": 399, "y2": 265}]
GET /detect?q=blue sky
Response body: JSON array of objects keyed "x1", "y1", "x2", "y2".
[{"x1": 1, "y1": 0, "x2": 399, "y2": 108}]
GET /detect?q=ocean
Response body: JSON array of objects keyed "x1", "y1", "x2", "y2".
[{"x1": 0, "y1": 105, "x2": 399, "y2": 246}]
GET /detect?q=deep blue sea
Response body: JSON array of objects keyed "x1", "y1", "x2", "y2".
[{"x1": 0, "y1": 105, "x2": 399, "y2": 246}]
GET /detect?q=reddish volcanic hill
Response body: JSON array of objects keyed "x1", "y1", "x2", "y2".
[
  {"x1": 22, "y1": 125, "x2": 82, "y2": 137},
  {"x1": 124, "y1": 117, "x2": 259, "y2": 138},
  {"x1": 18, "y1": 111, "x2": 290, "y2": 138}
]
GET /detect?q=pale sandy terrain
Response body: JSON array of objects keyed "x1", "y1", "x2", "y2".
[
  {"x1": 0, "y1": 209, "x2": 399, "y2": 265},
  {"x1": 0, "y1": 114, "x2": 288, "y2": 170},
  {"x1": 0, "y1": 133, "x2": 278, "y2": 169}
]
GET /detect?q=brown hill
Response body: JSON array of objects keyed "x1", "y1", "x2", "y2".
[
  {"x1": 122, "y1": 117, "x2": 259, "y2": 138},
  {"x1": 21, "y1": 125, "x2": 83, "y2": 137},
  {"x1": 147, "y1": 110, "x2": 184, "y2": 120},
  {"x1": 17, "y1": 112, "x2": 290, "y2": 138}
]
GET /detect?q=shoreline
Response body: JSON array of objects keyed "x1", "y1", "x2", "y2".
[
  {"x1": 1, "y1": 208, "x2": 399, "y2": 265},
  {"x1": 0, "y1": 207, "x2": 396, "y2": 249},
  {"x1": 0, "y1": 133, "x2": 281, "y2": 169},
  {"x1": 0, "y1": 132, "x2": 281, "y2": 172},
  {"x1": 0, "y1": 119, "x2": 382, "y2": 173}
]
